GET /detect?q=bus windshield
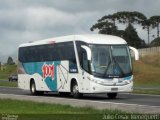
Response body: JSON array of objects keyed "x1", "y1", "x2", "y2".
[{"x1": 90, "y1": 44, "x2": 132, "y2": 78}]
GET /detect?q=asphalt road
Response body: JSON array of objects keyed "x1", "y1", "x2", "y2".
[{"x1": 0, "y1": 86, "x2": 159, "y2": 107}]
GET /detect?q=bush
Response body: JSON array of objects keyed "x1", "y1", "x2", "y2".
[{"x1": 150, "y1": 37, "x2": 160, "y2": 47}]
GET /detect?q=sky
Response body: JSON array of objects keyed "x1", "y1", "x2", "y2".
[{"x1": 0, "y1": 0, "x2": 160, "y2": 63}]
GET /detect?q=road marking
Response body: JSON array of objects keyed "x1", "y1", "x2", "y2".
[
  {"x1": 122, "y1": 92, "x2": 160, "y2": 97},
  {"x1": 0, "y1": 86, "x2": 160, "y2": 97},
  {"x1": 0, "y1": 93, "x2": 159, "y2": 108}
]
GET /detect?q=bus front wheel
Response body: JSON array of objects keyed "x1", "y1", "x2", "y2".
[
  {"x1": 107, "y1": 93, "x2": 117, "y2": 99},
  {"x1": 72, "y1": 81, "x2": 82, "y2": 99}
]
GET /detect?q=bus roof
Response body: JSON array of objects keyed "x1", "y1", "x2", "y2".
[{"x1": 19, "y1": 34, "x2": 127, "y2": 47}]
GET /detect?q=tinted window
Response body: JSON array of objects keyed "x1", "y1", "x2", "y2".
[{"x1": 19, "y1": 42, "x2": 76, "y2": 63}]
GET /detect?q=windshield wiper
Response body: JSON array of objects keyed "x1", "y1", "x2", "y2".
[
  {"x1": 103, "y1": 60, "x2": 111, "y2": 76},
  {"x1": 112, "y1": 56, "x2": 125, "y2": 77}
]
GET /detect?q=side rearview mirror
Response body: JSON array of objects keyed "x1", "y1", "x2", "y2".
[
  {"x1": 129, "y1": 46, "x2": 139, "y2": 60},
  {"x1": 81, "y1": 45, "x2": 91, "y2": 61}
]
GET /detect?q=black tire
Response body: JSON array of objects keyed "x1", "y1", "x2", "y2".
[
  {"x1": 107, "y1": 93, "x2": 117, "y2": 99},
  {"x1": 30, "y1": 81, "x2": 43, "y2": 95},
  {"x1": 30, "y1": 81, "x2": 37, "y2": 95},
  {"x1": 71, "y1": 81, "x2": 83, "y2": 99}
]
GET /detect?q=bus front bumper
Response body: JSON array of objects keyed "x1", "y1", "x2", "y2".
[{"x1": 88, "y1": 81, "x2": 133, "y2": 93}]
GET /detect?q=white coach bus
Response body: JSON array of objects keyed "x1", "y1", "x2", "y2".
[{"x1": 18, "y1": 34, "x2": 139, "y2": 98}]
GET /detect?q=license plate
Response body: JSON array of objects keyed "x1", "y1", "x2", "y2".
[{"x1": 111, "y1": 88, "x2": 118, "y2": 91}]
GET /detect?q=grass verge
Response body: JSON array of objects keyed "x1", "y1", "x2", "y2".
[
  {"x1": 0, "y1": 81, "x2": 17, "y2": 87},
  {"x1": 133, "y1": 54, "x2": 160, "y2": 87},
  {"x1": 0, "y1": 64, "x2": 17, "y2": 79},
  {"x1": 132, "y1": 54, "x2": 160, "y2": 95},
  {"x1": 0, "y1": 99, "x2": 127, "y2": 120},
  {"x1": 133, "y1": 89, "x2": 160, "y2": 95}
]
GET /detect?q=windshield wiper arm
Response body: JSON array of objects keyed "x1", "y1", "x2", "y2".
[
  {"x1": 103, "y1": 60, "x2": 111, "y2": 76},
  {"x1": 112, "y1": 57, "x2": 125, "y2": 77}
]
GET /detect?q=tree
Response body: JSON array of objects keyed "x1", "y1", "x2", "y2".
[
  {"x1": 98, "y1": 14, "x2": 117, "y2": 26},
  {"x1": 90, "y1": 20, "x2": 118, "y2": 35},
  {"x1": 123, "y1": 24, "x2": 143, "y2": 48},
  {"x1": 7, "y1": 56, "x2": 15, "y2": 65},
  {"x1": 98, "y1": 11, "x2": 147, "y2": 27},
  {"x1": 111, "y1": 11, "x2": 147, "y2": 26},
  {"x1": 90, "y1": 11, "x2": 146, "y2": 47},
  {"x1": 142, "y1": 16, "x2": 160, "y2": 45},
  {"x1": 142, "y1": 19, "x2": 153, "y2": 45},
  {"x1": 150, "y1": 16, "x2": 160, "y2": 37},
  {"x1": 150, "y1": 37, "x2": 160, "y2": 47},
  {"x1": 111, "y1": 11, "x2": 147, "y2": 45}
]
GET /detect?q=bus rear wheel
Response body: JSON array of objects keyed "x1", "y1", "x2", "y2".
[
  {"x1": 72, "y1": 81, "x2": 82, "y2": 99},
  {"x1": 30, "y1": 81, "x2": 37, "y2": 95},
  {"x1": 30, "y1": 80, "x2": 43, "y2": 95}
]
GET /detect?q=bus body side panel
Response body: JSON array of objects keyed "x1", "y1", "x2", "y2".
[
  {"x1": 18, "y1": 61, "x2": 61, "y2": 91},
  {"x1": 57, "y1": 61, "x2": 70, "y2": 92},
  {"x1": 56, "y1": 60, "x2": 91, "y2": 93},
  {"x1": 18, "y1": 74, "x2": 30, "y2": 90},
  {"x1": 57, "y1": 61, "x2": 84, "y2": 93},
  {"x1": 18, "y1": 62, "x2": 31, "y2": 90}
]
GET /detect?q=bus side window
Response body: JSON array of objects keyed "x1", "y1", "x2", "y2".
[{"x1": 19, "y1": 48, "x2": 25, "y2": 62}]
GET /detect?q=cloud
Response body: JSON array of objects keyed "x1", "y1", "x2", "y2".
[
  {"x1": 0, "y1": 4, "x2": 101, "y2": 62},
  {"x1": 0, "y1": 0, "x2": 160, "y2": 62}
]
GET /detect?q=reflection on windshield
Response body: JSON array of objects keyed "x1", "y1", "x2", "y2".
[{"x1": 90, "y1": 45, "x2": 132, "y2": 78}]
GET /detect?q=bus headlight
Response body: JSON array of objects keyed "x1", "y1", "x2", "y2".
[{"x1": 124, "y1": 80, "x2": 131, "y2": 84}]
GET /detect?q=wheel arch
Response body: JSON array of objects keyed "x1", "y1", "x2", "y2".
[
  {"x1": 30, "y1": 78, "x2": 35, "y2": 87},
  {"x1": 70, "y1": 78, "x2": 78, "y2": 92}
]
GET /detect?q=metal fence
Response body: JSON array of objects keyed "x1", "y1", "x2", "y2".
[{"x1": 138, "y1": 46, "x2": 160, "y2": 57}]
